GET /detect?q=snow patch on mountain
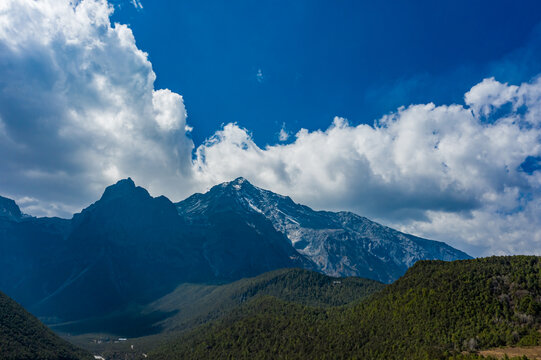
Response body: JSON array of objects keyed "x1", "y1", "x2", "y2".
[{"x1": 176, "y1": 178, "x2": 471, "y2": 283}]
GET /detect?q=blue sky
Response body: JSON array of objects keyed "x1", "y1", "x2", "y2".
[
  {"x1": 111, "y1": 0, "x2": 541, "y2": 146},
  {"x1": 1, "y1": 0, "x2": 541, "y2": 256}
]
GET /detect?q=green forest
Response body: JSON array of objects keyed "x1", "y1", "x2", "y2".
[
  {"x1": 0, "y1": 290, "x2": 92, "y2": 360},
  {"x1": 149, "y1": 267, "x2": 386, "y2": 333},
  {"x1": 150, "y1": 256, "x2": 541, "y2": 360}
]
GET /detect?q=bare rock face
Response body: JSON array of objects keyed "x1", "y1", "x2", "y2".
[{"x1": 177, "y1": 177, "x2": 471, "y2": 283}]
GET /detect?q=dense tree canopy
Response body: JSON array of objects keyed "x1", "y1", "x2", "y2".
[
  {"x1": 0, "y1": 291, "x2": 92, "y2": 360},
  {"x1": 150, "y1": 256, "x2": 541, "y2": 360}
]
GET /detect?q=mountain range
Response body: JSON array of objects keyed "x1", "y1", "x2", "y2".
[
  {"x1": 178, "y1": 177, "x2": 470, "y2": 281},
  {"x1": 0, "y1": 177, "x2": 470, "y2": 330}
]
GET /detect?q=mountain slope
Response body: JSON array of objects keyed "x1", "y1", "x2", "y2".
[
  {"x1": 0, "y1": 195, "x2": 23, "y2": 221},
  {"x1": 51, "y1": 268, "x2": 384, "y2": 338},
  {"x1": 1, "y1": 179, "x2": 213, "y2": 323},
  {"x1": 146, "y1": 268, "x2": 385, "y2": 333},
  {"x1": 150, "y1": 256, "x2": 541, "y2": 360},
  {"x1": 175, "y1": 179, "x2": 314, "y2": 279},
  {"x1": 177, "y1": 177, "x2": 471, "y2": 282},
  {"x1": 0, "y1": 290, "x2": 92, "y2": 360},
  {"x1": 43, "y1": 178, "x2": 212, "y2": 320},
  {"x1": 0, "y1": 201, "x2": 72, "y2": 317}
]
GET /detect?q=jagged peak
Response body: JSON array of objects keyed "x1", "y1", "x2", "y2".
[
  {"x1": 228, "y1": 176, "x2": 249, "y2": 185},
  {"x1": 0, "y1": 195, "x2": 22, "y2": 220},
  {"x1": 233, "y1": 176, "x2": 247, "y2": 184},
  {"x1": 204, "y1": 177, "x2": 296, "y2": 205},
  {"x1": 217, "y1": 177, "x2": 257, "y2": 191},
  {"x1": 74, "y1": 177, "x2": 179, "y2": 225},
  {"x1": 115, "y1": 177, "x2": 135, "y2": 188},
  {"x1": 99, "y1": 177, "x2": 148, "y2": 202}
]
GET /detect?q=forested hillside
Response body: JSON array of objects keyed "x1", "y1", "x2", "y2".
[
  {"x1": 55, "y1": 268, "x2": 383, "y2": 340},
  {"x1": 150, "y1": 256, "x2": 541, "y2": 360},
  {"x1": 149, "y1": 268, "x2": 385, "y2": 333},
  {"x1": 0, "y1": 291, "x2": 92, "y2": 360}
]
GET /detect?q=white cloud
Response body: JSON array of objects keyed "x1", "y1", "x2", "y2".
[
  {"x1": 152, "y1": 89, "x2": 187, "y2": 131},
  {"x1": 278, "y1": 123, "x2": 289, "y2": 142},
  {"x1": 0, "y1": 0, "x2": 194, "y2": 217},
  {"x1": 131, "y1": 0, "x2": 143, "y2": 10},
  {"x1": 256, "y1": 68, "x2": 264, "y2": 83},
  {"x1": 194, "y1": 79, "x2": 541, "y2": 256},
  {"x1": 465, "y1": 77, "x2": 520, "y2": 117},
  {"x1": 1, "y1": 0, "x2": 541, "y2": 257}
]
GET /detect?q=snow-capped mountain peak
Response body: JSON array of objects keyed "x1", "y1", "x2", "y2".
[{"x1": 176, "y1": 178, "x2": 471, "y2": 283}]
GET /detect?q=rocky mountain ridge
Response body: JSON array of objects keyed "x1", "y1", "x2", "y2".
[
  {"x1": 0, "y1": 177, "x2": 470, "y2": 327},
  {"x1": 177, "y1": 177, "x2": 471, "y2": 282}
]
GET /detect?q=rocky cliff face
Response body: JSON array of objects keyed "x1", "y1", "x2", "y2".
[
  {"x1": 0, "y1": 195, "x2": 23, "y2": 221},
  {"x1": 177, "y1": 177, "x2": 471, "y2": 283}
]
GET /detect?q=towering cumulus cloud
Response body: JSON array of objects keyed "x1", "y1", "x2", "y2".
[
  {"x1": 0, "y1": 0, "x2": 194, "y2": 216},
  {"x1": 195, "y1": 78, "x2": 541, "y2": 255},
  {"x1": 0, "y1": 0, "x2": 540, "y2": 256}
]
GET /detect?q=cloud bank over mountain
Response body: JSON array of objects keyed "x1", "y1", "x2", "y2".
[
  {"x1": 0, "y1": 0, "x2": 194, "y2": 216},
  {"x1": 0, "y1": 0, "x2": 540, "y2": 256}
]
